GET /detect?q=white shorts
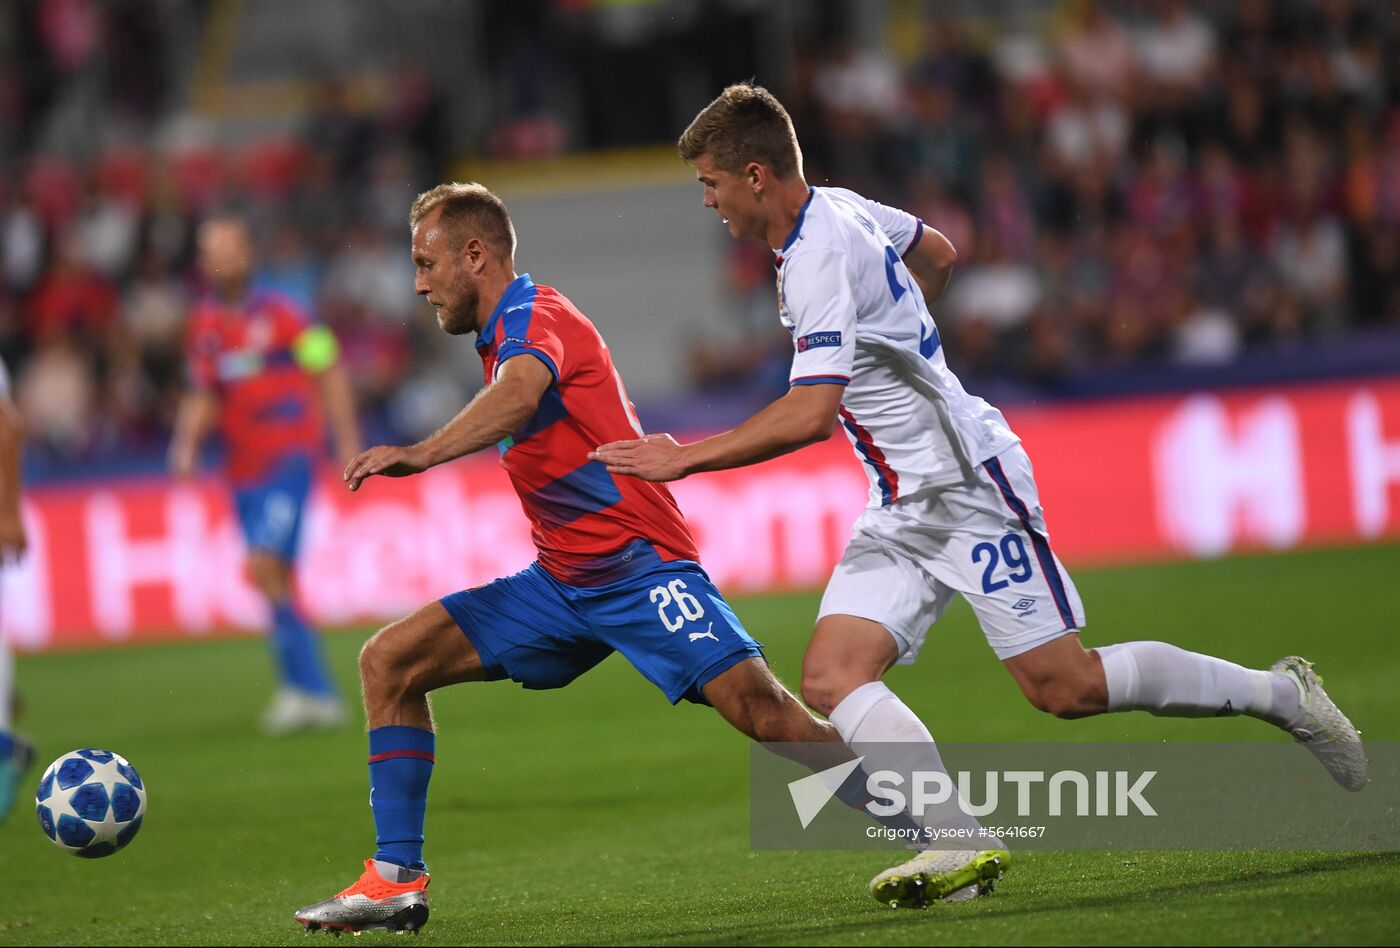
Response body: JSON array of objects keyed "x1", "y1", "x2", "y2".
[{"x1": 818, "y1": 444, "x2": 1085, "y2": 662}]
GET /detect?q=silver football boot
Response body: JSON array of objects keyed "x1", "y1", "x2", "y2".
[{"x1": 295, "y1": 859, "x2": 430, "y2": 934}]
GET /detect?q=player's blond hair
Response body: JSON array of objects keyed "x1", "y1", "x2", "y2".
[
  {"x1": 409, "y1": 182, "x2": 517, "y2": 259},
  {"x1": 678, "y1": 83, "x2": 802, "y2": 179}
]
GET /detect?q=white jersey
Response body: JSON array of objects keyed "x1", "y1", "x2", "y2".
[{"x1": 776, "y1": 186, "x2": 1020, "y2": 506}]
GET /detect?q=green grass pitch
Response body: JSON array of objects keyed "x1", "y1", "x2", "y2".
[{"x1": 2, "y1": 544, "x2": 1397, "y2": 945}]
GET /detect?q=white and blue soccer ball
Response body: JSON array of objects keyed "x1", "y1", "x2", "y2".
[{"x1": 35, "y1": 749, "x2": 146, "y2": 858}]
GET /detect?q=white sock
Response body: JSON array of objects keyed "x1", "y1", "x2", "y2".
[
  {"x1": 829, "y1": 682, "x2": 994, "y2": 848},
  {"x1": 373, "y1": 859, "x2": 424, "y2": 882},
  {"x1": 1097, "y1": 641, "x2": 1300, "y2": 728},
  {"x1": 0, "y1": 636, "x2": 12, "y2": 733}
]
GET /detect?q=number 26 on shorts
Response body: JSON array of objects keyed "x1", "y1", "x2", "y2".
[{"x1": 649, "y1": 579, "x2": 706, "y2": 633}]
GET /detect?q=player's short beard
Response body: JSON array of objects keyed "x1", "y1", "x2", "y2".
[{"x1": 436, "y1": 271, "x2": 479, "y2": 336}]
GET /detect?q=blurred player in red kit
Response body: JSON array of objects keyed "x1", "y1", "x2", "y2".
[{"x1": 170, "y1": 216, "x2": 361, "y2": 735}]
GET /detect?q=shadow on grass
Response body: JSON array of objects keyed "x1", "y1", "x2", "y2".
[{"x1": 587, "y1": 852, "x2": 1400, "y2": 948}]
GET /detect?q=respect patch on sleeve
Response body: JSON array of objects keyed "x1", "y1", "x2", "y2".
[{"x1": 796, "y1": 331, "x2": 843, "y2": 352}]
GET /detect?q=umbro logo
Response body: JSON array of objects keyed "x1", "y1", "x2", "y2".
[{"x1": 1013, "y1": 598, "x2": 1037, "y2": 611}]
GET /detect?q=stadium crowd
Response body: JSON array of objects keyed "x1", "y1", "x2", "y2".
[
  {"x1": 1, "y1": 0, "x2": 1398, "y2": 475},
  {"x1": 699, "y1": 0, "x2": 1400, "y2": 398}
]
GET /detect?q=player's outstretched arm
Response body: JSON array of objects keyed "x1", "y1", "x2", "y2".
[
  {"x1": 168, "y1": 389, "x2": 219, "y2": 478},
  {"x1": 902, "y1": 225, "x2": 958, "y2": 308},
  {"x1": 344, "y1": 354, "x2": 552, "y2": 492},
  {"x1": 316, "y1": 362, "x2": 363, "y2": 466},
  {"x1": 292, "y1": 320, "x2": 361, "y2": 464},
  {"x1": 590, "y1": 382, "x2": 844, "y2": 481}
]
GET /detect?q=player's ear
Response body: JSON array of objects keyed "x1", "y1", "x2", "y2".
[
  {"x1": 744, "y1": 161, "x2": 765, "y2": 194},
  {"x1": 462, "y1": 237, "x2": 486, "y2": 272}
]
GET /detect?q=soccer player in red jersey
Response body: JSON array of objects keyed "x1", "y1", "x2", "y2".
[
  {"x1": 293, "y1": 183, "x2": 852, "y2": 934},
  {"x1": 170, "y1": 217, "x2": 361, "y2": 735}
]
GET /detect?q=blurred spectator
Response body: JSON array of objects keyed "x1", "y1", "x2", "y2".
[
  {"x1": 382, "y1": 64, "x2": 445, "y2": 185},
  {"x1": 25, "y1": 236, "x2": 118, "y2": 345},
  {"x1": 1045, "y1": 78, "x2": 1130, "y2": 173},
  {"x1": 1167, "y1": 289, "x2": 1243, "y2": 367},
  {"x1": 976, "y1": 157, "x2": 1036, "y2": 262},
  {"x1": 1134, "y1": 0, "x2": 1217, "y2": 98},
  {"x1": 72, "y1": 178, "x2": 140, "y2": 279},
  {"x1": 1350, "y1": 224, "x2": 1400, "y2": 326},
  {"x1": 945, "y1": 237, "x2": 1041, "y2": 341},
  {"x1": 124, "y1": 250, "x2": 185, "y2": 351},
  {"x1": 1, "y1": 196, "x2": 45, "y2": 292},
  {"x1": 123, "y1": 249, "x2": 186, "y2": 409},
  {"x1": 811, "y1": 43, "x2": 906, "y2": 194},
  {"x1": 17, "y1": 335, "x2": 101, "y2": 461},
  {"x1": 305, "y1": 80, "x2": 377, "y2": 188},
  {"x1": 321, "y1": 225, "x2": 415, "y2": 326},
  {"x1": 1058, "y1": 1, "x2": 1137, "y2": 100},
  {"x1": 1272, "y1": 209, "x2": 1350, "y2": 332}
]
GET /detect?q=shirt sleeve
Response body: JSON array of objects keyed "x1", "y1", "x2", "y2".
[
  {"x1": 269, "y1": 297, "x2": 341, "y2": 375},
  {"x1": 830, "y1": 187, "x2": 924, "y2": 258},
  {"x1": 496, "y1": 304, "x2": 565, "y2": 386},
  {"x1": 783, "y1": 249, "x2": 856, "y2": 387}
]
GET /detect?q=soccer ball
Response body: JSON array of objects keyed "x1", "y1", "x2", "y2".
[{"x1": 35, "y1": 749, "x2": 146, "y2": 858}]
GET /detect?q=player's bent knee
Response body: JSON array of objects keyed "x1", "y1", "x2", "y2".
[
  {"x1": 800, "y1": 667, "x2": 871, "y2": 718},
  {"x1": 801, "y1": 616, "x2": 898, "y2": 716},
  {"x1": 359, "y1": 621, "x2": 433, "y2": 696},
  {"x1": 357, "y1": 627, "x2": 401, "y2": 696},
  {"x1": 361, "y1": 603, "x2": 489, "y2": 703},
  {"x1": 1005, "y1": 635, "x2": 1108, "y2": 719},
  {"x1": 800, "y1": 673, "x2": 860, "y2": 718},
  {"x1": 1022, "y1": 679, "x2": 1103, "y2": 719}
]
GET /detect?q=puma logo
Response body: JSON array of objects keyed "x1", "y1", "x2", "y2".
[{"x1": 689, "y1": 623, "x2": 719, "y2": 644}]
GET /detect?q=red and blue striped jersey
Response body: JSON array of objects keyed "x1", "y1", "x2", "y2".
[
  {"x1": 477, "y1": 274, "x2": 699, "y2": 586},
  {"x1": 186, "y1": 289, "x2": 324, "y2": 485}
]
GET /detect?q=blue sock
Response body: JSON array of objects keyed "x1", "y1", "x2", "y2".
[
  {"x1": 369, "y1": 726, "x2": 435, "y2": 871},
  {"x1": 0, "y1": 730, "x2": 11, "y2": 762},
  {"x1": 270, "y1": 602, "x2": 336, "y2": 696}
]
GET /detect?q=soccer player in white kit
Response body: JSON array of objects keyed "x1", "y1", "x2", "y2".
[{"x1": 591, "y1": 84, "x2": 1367, "y2": 908}]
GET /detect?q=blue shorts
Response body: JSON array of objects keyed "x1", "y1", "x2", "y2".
[
  {"x1": 440, "y1": 546, "x2": 763, "y2": 705},
  {"x1": 233, "y1": 454, "x2": 312, "y2": 563}
]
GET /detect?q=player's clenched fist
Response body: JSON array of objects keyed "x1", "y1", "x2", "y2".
[{"x1": 344, "y1": 444, "x2": 430, "y2": 491}]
